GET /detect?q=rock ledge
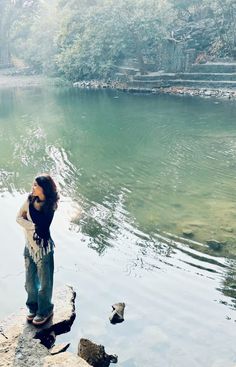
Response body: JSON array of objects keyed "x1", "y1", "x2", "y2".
[{"x1": 0, "y1": 285, "x2": 90, "y2": 367}]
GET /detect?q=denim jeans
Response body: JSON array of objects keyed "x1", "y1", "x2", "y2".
[{"x1": 24, "y1": 246, "x2": 54, "y2": 317}]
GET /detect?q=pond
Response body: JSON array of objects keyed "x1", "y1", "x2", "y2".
[{"x1": 0, "y1": 86, "x2": 236, "y2": 367}]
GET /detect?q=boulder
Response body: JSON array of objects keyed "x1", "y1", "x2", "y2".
[
  {"x1": 206, "y1": 239, "x2": 224, "y2": 251},
  {"x1": 78, "y1": 338, "x2": 118, "y2": 367},
  {"x1": 182, "y1": 229, "x2": 194, "y2": 238},
  {"x1": 220, "y1": 226, "x2": 233, "y2": 233},
  {"x1": 109, "y1": 303, "x2": 125, "y2": 324}
]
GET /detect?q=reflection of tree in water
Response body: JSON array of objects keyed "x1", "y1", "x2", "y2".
[
  {"x1": 79, "y1": 215, "x2": 119, "y2": 255},
  {"x1": 0, "y1": 169, "x2": 15, "y2": 193},
  {"x1": 71, "y1": 190, "x2": 123, "y2": 255},
  {"x1": 75, "y1": 201, "x2": 177, "y2": 260},
  {"x1": 0, "y1": 90, "x2": 17, "y2": 119},
  {"x1": 73, "y1": 185, "x2": 177, "y2": 258},
  {"x1": 72, "y1": 189, "x2": 236, "y2": 319},
  {"x1": 219, "y1": 262, "x2": 236, "y2": 309}
]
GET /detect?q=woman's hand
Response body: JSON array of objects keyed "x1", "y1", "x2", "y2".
[{"x1": 22, "y1": 211, "x2": 27, "y2": 219}]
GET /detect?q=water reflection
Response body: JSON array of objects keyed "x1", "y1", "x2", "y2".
[
  {"x1": 1, "y1": 87, "x2": 236, "y2": 366},
  {"x1": 219, "y1": 264, "x2": 236, "y2": 310}
]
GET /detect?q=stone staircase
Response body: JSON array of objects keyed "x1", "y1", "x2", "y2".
[{"x1": 121, "y1": 62, "x2": 236, "y2": 90}]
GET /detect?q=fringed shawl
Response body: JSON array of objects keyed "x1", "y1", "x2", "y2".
[{"x1": 16, "y1": 198, "x2": 55, "y2": 262}]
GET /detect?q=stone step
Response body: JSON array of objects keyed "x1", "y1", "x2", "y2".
[
  {"x1": 115, "y1": 72, "x2": 129, "y2": 82},
  {"x1": 134, "y1": 73, "x2": 176, "y2": 81},
  {"x1": 170, "y1": 79, "x2": 236, "y2": 88},
  {"x1": 190, "y1": 63, "x2": 236, "y2": 73},
  {"x1": 129, "y1": 79, "x2": 236, "y2": 89},
  {"x1": 113, "y1": 65, "x2": 139, "y2": 75},
  {"x1": 134, "y1": 72, "x2": 236, "y2": 82}
]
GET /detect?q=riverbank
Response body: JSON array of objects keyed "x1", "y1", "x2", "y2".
[
  {"x1": 1, "y1": 72, "x2": 236, "y2": 100},
  {"x1": 0, "y1": 286, "x2": 91, "y2": 367},
  {"x1": 73, "y1": 80, "x2": 236, "y2": 100}
]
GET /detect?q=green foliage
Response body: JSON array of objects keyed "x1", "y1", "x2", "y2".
[
  {"x1": 55, "y1": 0, "x2": 171, "y2": 80},
  {"x1": 0, "y1": 1, "x2": 40, "y2": 65},
  {"x1": 208, "y1": 0, "x2": 236, "y2": 57},
  {"x1": 11, "y1": 1, "x2": 60, "y2": 73},
  {"x1": 0, "y1": 0, "x2": 235, "y2": 78},
  {"x1": 171, "y1": 0, "x2": 236, "y2": 58}
]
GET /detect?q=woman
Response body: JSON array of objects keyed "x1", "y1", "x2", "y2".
[{"x1": 16, "y1": 174, "x2": 59, "y2": 326}]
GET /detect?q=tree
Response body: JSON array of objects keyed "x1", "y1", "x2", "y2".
[
  {"x1": 170, "y1": 0, "x2": 236, "y2": 59},
  {"x1": 11, "y1": 0, "x2": 59, "y2": 72},
  {"x1": 55, "y1": 0, "x2": 172, "y2": 80},
  {"x1": 0, "y1": 0, "x2": 39, "y2": 67},
  {"x1": 209, "y1": 0, "x2": 236, "y2": 58},
  {"x1": 0, "y1": 0, "x2": 14, "y2": 66},
  {"x1": 3, "y1": 0, "x2": 235, "y2": 78}
]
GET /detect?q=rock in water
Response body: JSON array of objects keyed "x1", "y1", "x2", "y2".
[
  {"x1": 35, "y1": 285, "x2": 76, "y2": 347},
  {"x1": 0, "y1": 285, "x2": 83, "y2": 367},
  {"x1": 206, "y1": 239, "x2": 224, "y2": 251},
  {"x1": 182, "y1": 229, "x2": 194, "y2": 238},
  {"x1": 78, "y1": 338, "x2": 118, "y2": 367},
  {"x1": 109, "y1": 303, "x2": 125, "y2": 324}
]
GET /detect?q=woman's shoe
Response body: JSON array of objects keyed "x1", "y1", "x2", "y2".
[
  {"x1": 26, "y1": 311, "x2": 36, "y2": 322},
  {"x1": 32, "y1": 312, "x2": 53, "y2": 326}
]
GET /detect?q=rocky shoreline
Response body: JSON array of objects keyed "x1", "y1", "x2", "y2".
[
  {"x1": 157, "y1": 86, "x2": 236, "y2": 99},
  {"x1": 73, "y1": 80, "x2": 236, "y2": 100},
  {"x1": 0, "y1": 286, "x2": 90, "y2": 367},
  {"x1": 0, "y1": 285, "x2": 122, "y2": 367},
  {"x1": 0, "y1": 73, "x2": 235, "y2": 100}
]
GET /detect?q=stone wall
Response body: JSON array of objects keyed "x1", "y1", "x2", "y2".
[{"x1": 157, "y1": 40, "x2": 196, "y2": 73}]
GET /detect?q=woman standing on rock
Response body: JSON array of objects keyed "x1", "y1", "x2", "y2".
[{"x1": 16, "y1": 174, "x2": 59, "y2": 326}]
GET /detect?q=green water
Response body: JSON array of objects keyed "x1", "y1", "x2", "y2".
[
  {"x1": 1, "y1": 88, "x2": 236, "y2": 254},
  {"x1": 1, "y1": 86, "x2": 236, "y2": 367}
]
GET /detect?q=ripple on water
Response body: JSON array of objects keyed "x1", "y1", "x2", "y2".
[{"x1": 1, "y1": 89, "x2": 236, "y2": 365}]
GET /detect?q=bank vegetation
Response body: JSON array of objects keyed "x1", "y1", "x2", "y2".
[{"x1": 0, "y1": 0, "x2": 235, "y2": 80}]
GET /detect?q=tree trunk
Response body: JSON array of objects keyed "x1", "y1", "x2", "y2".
[
  {"x1": 0, "y1": 4, "x2": 11, "y2": 67},
  {"x1": 131, "y1": 31, "x2": 147, "y2": 75},
  {"x1": 0, "y1": 43, "x2": 11, "y2": 66}
]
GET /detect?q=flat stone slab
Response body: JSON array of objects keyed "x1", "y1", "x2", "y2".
[
  {"x1": 0, "y1": 285, "x2": 88, "y2": 367},
  {"x1": 43, "y1": 352, "x2": 90, "y2": 367},
  {"x1": 34, "y1": 285, "x2": 76, "y2": 346}
]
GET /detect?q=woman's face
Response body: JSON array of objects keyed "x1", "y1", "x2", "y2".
[{"x1": 32, "y1": 180, "x2": 44, "y2": 198}]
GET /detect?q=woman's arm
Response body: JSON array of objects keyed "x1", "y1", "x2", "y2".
[{"x1": 16, "y1": 200, "x2": 35, "y2": 231}]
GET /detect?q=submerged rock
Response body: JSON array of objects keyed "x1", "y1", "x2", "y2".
[
  {"x1": 206, "y1": 239, "x2": 224, "y2": 251},
  {"x1": 78, "y1": 338, "x2": 118, "y2": 367},
  {"x1": 109, "y1": 303, "x2": 125, "y2": 324},
  {"x1": 182, "y1": 229, "x2": 194, "y2": 238},
  {"x1": 220, "y1": 226, "x2": 233, "y2": 233}
]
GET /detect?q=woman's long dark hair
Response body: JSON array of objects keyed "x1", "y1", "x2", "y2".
[{"x1": 29, "y1": 174, "x2": 59, "y2": 212}]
